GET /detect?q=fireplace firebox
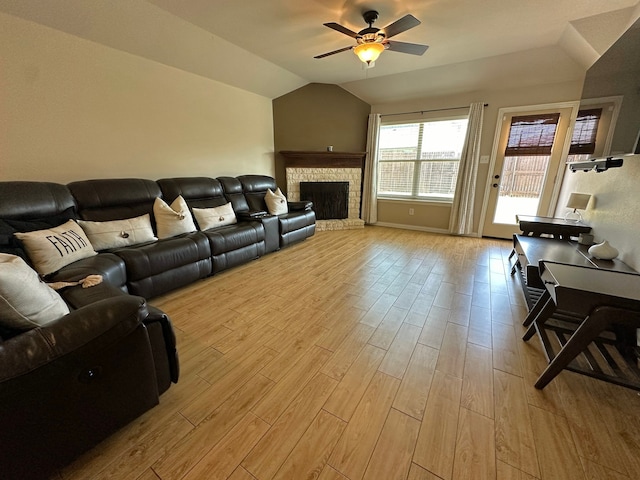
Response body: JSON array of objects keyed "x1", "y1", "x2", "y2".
[{"x1": 300, "y1": 181, "x2": 349, "y2": 220}]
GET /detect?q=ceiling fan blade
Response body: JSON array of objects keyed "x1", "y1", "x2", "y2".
[
  {"x1": 382, "y1": 14, "x2": 421, "y2": 39},
  {"x1": 385, "y1": 41, "x2": 429, "y2": 56},
  {"x1": 314, "y1": 45, "x2": 354, "y2": 59},
  {"x1": 323, "y1": 22, "x2": 360, "y2": 39}
]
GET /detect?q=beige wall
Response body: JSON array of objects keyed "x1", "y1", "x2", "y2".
[
  {"x1": 372, "y1": 79, "x2": 585, "y2": 233},
  {"x1": 0, "y1": 12, "x2": 275, "y2": 184},
  {"x1": 272, "y1": 83, "x2": 371, "y2": 190},
  {"x1": 555, "y1": 154, "x2": 640, "y2": 271}
]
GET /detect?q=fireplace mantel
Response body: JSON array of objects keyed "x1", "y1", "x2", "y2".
[{"x1": 280, "y1": 151, "x2": 366, "y2": 169}]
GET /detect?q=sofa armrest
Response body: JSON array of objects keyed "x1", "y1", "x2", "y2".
[
  {"x1": 288, "y1": 201, "x2": 313, "y2": 211},
  {"x1": 146, "y1": 305, "x2": 180, "y2": 386},
  {"x1": 0, "y1": 295, "x2": 148, "y2": 382}
]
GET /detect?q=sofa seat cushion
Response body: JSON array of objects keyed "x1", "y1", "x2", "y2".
[
  {"x1": 203, "y1": 222, "x2": 265, "y2": 255},
  {"x1": 48, "y1": 253, "x2": 128, "y2": 291},
  {"x1": 114, "y1": 232, "x2": 211, "y2": 282},
  {"x1": 278, "y1": 210, "x2": 317, "y2": 235}
]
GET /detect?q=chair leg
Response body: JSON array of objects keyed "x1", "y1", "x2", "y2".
[
  {"x1": 510, "y1": 260, "x2": 520, "y2": 276},
  {"x1": 522, "y1": 291, "x2": 553, "y2": 327},
  {"x1": 534, "y1": 306, "x2": 614, "y2": 389}
]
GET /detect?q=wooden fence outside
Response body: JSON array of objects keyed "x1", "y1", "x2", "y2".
[{"x1": 499, "y1": 156, "x2": 549, "y2": 198}]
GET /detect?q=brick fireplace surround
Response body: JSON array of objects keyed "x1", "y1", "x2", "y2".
[{"x1": 281, "y1": 151, "x2": 367, "y2": 231}]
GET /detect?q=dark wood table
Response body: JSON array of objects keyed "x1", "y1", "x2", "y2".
[
  {"x1": 511, "y1": 234, "x2": 634, "y2": 290},
  {"x1": 516, "y1": 215, "x2": 591, "y2": 240},
  {"x1": 522, "y1": 261, "x2": 640, "y2": 390}
]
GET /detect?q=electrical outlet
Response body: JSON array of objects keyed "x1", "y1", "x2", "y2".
[{"x1": 409, "y1": 208, "x2": 414, "y2": 215}]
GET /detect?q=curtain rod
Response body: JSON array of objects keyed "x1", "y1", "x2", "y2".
[{"x1": 381, "y1": 103, "x2": 488, "y2": 118}]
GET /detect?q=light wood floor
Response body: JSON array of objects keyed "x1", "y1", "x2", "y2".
[{"x1": 57, "y1": 226, "x2": 640, "y2": 480}]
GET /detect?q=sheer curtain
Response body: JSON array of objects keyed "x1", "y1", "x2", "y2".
[
  {"x1": 362, "y1": 113, "x2": 381, "y2": 224},
  {"x1": 449, "y1": 102, "x2": 485, "y2": 235}
]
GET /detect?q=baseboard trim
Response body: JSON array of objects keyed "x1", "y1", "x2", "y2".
[
  {"x1": 370, "y1": 222, "x2": 481, "y2": 237},
  {"x1": 372, "y1": 222, "x2": 450, "y2": 235}
]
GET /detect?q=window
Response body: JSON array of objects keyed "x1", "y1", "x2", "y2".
[
  {"x1": 567, "y1": 108, "x2": 602, "y2": 163},
  {"x1": 377, "y1": 118, "x2": 469, "y2": 201}
]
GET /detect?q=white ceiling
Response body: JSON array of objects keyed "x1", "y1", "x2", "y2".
[{"x1": 1, "y1": 0, "x2": 639, "y2": 104}]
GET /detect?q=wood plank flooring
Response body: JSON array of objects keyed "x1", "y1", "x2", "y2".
[{"x1": 58, "y1": 227, "x2": 640, "y2": 480}]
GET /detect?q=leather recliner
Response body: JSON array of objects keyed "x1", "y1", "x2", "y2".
[
  {"x1": 217, "y1": 175, "x2": 316, "y2": 249},
  {"x1": 236, "y1": 175, "x2": 316, "y2": 248},
  {"x1": 0, "y1": 181, "x2": 179, "y2": 480},
  {"x1": 68, "y1": 178, "x2": 212, "y2": 299},
  {"x1": 157, "y1": 177, "x2": 267, "y2": 273}
]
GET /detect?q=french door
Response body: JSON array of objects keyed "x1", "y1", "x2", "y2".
[{"x1": 481, "y1": 104, "x2": 577, "y2": 239}]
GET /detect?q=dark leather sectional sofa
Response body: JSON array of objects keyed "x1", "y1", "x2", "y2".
[{"x1": 0, "y1": 174, "x2": 315, "y2": 479}]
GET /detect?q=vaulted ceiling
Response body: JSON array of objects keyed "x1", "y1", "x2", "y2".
[{"x1": 1, "y1": 0, "x2": 639, "y2": 104}]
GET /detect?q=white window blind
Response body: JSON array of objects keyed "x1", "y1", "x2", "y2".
[{"x1": 377, "y1": 118, "x2": 469, "y2": 201}]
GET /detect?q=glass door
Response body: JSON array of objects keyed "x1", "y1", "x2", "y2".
[{"x1": 482, "y1": 106, "x2": 575, "y2": 239}]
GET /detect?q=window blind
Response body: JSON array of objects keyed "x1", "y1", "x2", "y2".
[
  {"x1": 504, "y1": 113, "x2": 560, "y2": 156},
  {"x1": 569, "y1": 108, "x2": 602, "y2": 155}
]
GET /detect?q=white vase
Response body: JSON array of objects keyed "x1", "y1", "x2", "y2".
[{"x1": 588, "y1": 240, "x2": 619, "y2": 260}]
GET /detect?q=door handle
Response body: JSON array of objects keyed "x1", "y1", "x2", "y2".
[{"x1": 492, "y1": 183, "x2": 500, "y2": 188}]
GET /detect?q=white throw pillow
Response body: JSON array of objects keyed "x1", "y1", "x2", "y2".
[
  {"x1": 153, "y1": 196, "x2": 197, "y2": 239},
  {"x1": 14, "y1": 219, "x2": 97, "y2": 276},
  {"x1": 78, "y1": 214, "x2": 157, "y2": 250},
  {"x1": 193, "y1": 203, "x2": 237, "y2": 230},
  {"x1": 265, "y1": 188, "x2": 288, "y2": 215},
  {"x1": 0, "y1": 253, "x2": 70, "y2": 331}
]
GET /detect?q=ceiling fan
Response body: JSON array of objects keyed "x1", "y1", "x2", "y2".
[{"x1": 314, "y1": 10, "x2": 429, "y2": 66}]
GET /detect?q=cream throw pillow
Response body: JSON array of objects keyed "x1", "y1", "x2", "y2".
[
  {"x1": 265, "y1": 188, "x2": 288, "y2": 215},
  {"x1": 153, "y1": 196, "x2": 197, "y2": 239},
  {"x1": 78, "y1": 214, "x2": 157, "y2": 250},
  {"x1": 14, "y1": 219, "x2": 97, "y2": 276},
  {"x1": 193, "y1": 203, "x2": 237, "y2": 230},
  {"x1": 0, "y1": 253, "x2": 70, "y2": 331}
]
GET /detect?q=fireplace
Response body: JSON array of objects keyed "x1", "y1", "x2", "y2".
[
  {"x1": 300, "y1": 182, "x2": 349, "y2": 220},
  {"x1": 281, "y1": 150, "x2": 367, "y2": 231}
]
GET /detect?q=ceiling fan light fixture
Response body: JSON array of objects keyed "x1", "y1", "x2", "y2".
[{"x1": 353, "y1": 42, "x2": 385, "y2": 64}]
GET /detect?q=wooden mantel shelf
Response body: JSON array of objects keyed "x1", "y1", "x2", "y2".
[{"x1": 280, "y1": 150, "x2": 367, "y2": 169}]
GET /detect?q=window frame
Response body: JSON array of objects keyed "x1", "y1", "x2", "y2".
[{"x1": 376, "y1": 114, "x2": 469, "y2": 203}]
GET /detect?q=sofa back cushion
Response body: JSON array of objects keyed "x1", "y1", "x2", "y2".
[
  {"x1": 237, "y1": 175, "x2": 278, "y2": 212},
  {"x1": 218, "y1": 177, "x2": 251, "y2": 213},
  {"x1": 0, "y1": 182, "x2": 78, "y2": 262},
  {"x1": 157, "y1": 177, "x2": 228, "y2": 209},
  {"x1": 68, "y1": 179, "x2": 161, "y2": 222}
]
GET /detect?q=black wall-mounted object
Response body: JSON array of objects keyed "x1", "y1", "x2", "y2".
[{"x1": 569, "y1": 157, "x2": 624, "y2": 173}]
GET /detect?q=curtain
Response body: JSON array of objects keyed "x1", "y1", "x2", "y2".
[
  {"x1": 362, "y1": 113, "x2": 381, "y2": 224},
  {"x1": 449, "y1": 102, "x2": 485, "y2": 235}
]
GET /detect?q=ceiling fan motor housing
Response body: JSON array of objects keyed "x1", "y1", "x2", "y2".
[{"x1": 362, "y1": 10, "x2": 379, "y2": 25}]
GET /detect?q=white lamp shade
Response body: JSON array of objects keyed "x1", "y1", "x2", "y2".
[
  {"x1": 353, "y1": 43, "x2": 385, "y2": 64},
  {"x1": 566, "y1": 193, "x2": 591, "y2": 210}
]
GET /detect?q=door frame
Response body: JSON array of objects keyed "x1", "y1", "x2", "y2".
[{"x1": 478, "y1": 101, "x2": 580, "y2": 238}]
